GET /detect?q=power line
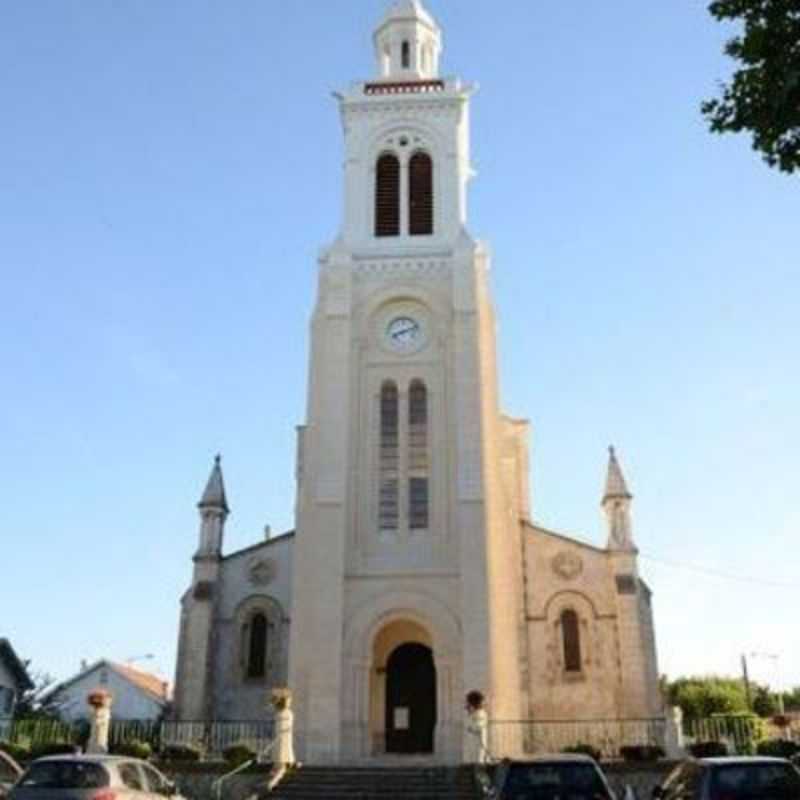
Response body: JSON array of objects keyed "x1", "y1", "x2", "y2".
[{"x1": 639, "y1": 552, "x2": 796, "y2": 589}]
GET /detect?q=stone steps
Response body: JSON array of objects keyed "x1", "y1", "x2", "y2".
[{"x1": 263, "y1": 766, "x2": 478, "y2": 799}]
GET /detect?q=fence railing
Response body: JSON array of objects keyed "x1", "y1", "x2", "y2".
[
  {"x1": 488, "y1": 718, "x2": 668, "y2": 760},
  {"x1": 685, "y1": 716, "x2": 800, "y2": 751},
  {"x1": 1, "y1": 719, "x2": 274, "y2": 759}
]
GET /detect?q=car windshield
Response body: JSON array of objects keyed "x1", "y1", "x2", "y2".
[
  {"x1": 19, "y1": 761, "x2": 108, "y2": 790},
  {"x1": 710, "y1": 763, "x2": 800, "y2": 800},
  {"x1": 501, "y1": 762, "x2": 610, "y2": 799}
]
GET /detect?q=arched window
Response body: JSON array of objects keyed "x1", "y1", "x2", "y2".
[
  {"x1": 375, "y1": 154, "x2": 400, "y2": 237},
  {"x1": 561, "y1": 609, "x2": 582, "y2": 672},
  {"x1": 409, "y1": 152, "x2": 433, "y2": 236},
  {"x1": 379, "y1": 382, "x2": 399, "y2": 530},
  {"x1": 408, "y1": 380, "x2": 429, "y2": 529},
  {"x1": 401, "y1": 40, "x2": 410, "y2": 69},
  {"x1": 246, "y1": 612, "x2": 268, "y2": 679}
]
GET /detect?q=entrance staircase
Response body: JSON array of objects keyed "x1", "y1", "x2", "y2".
[{"x1": 262, "y1": 765, "x2": 479, "y2": 799}]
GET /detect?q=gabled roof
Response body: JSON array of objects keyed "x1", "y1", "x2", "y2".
[
  {"x1": 522, "y1": 520, "x2": 607, "y2": 554},
  {"x1": 113, "y1": 663, "x2": 169, "y2": 701},
  {"x1": 222, "y1": 530, "x2": 295, "y2": 562},
  {"x1": 42, "y1": 659, "x2": 168, "y2": 704},
  {"x1": 0, "y1": 639, "x2": 34, "y2": 691}
]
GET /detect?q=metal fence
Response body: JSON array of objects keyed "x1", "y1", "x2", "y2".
[
  {"x1": 685, "y1": 715, "x2": 800, "y2": 752},
  {"x1": 488, "y1": 718, "x2": 668, "y2": 760},
  {"x1": 1, "y1": 719, "x2": 274, "y2": 759}
]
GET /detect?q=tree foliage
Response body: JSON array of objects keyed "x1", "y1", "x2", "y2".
[
  {"x1": 666, "y1": 676, "x2": 749, "y2": 723},
  {"x1": 664, "y1": 675, "x2": 798, "y2": 721},
  {"x1": 783, "y1": 686, "x2": 800, "y2": 711},
  {"x1": 702, "y1": 0, "x2": 800, "y2": 173}
]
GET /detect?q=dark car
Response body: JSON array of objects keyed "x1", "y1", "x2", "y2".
[
  {"x1": 0, "y1": 751, "x2": 23, "y2": 799},
  {"x1": 490, "y1": 754, "x2": 618, "y2": 800},
  {"x1": 8, "y1": 755, "x2": 185, "y2": 800},
  {"x1": 654, "y1": 756, "x2": 800, "y2": 800}
]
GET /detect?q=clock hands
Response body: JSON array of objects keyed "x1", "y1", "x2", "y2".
[{"x1": 392, "y1": 323, "x2": 418, "y2": 340}]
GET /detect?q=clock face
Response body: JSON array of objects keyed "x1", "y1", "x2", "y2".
[{"x1": 386, "y1": 316, "x2": 422, "y2": 350}]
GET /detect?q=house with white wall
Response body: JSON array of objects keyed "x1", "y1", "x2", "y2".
[{"x1": 43, "y1": 660, "x2": 169, "y2": 722}]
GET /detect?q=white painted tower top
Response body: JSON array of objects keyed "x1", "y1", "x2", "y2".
[{"x1": 373, "y1": 0, "x2": 442, "y2": 80}]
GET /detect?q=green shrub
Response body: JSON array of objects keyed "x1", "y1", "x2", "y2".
[
  {"x1": 111, "y1": 740, "x2": 152, "y2": 760},
  {"x1": 159, "y1": 743, "x2": 203, "y2": 762},
  {"x1": 222, "y1": 743, "x2": 256, "y2": 767},
  {"x1": 756, "y1": 739, "x2": 800, "y2": 758},
  {"x1": 0, "y1": 741, "x2": 30, "y2": 762},
  {"x1": 689, "y1": 741, "x2": 728, "y2": 758},
  {"x1": 29, "y1": 742, "x2": 79, "y2": 759},
  {"x1": 562, "y1": 744, "x2": 602, "y2": 762},
  {"x1": 620, "y1": 745, "x2": 665, "y2": 762}
]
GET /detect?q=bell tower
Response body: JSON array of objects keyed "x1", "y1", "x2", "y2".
[{"x1": 288, "y1": 0, "x2": 526, "y2": 763}]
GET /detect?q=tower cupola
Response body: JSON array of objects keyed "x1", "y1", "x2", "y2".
[{"x1": 373, "y1": 0, "x2": 442, "y2": 80}]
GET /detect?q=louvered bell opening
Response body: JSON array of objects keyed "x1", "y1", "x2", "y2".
[
  {"x1": 409, "y1": 152, "x2": 433, "y2": 236},
  {"x1": 408, "y1": 380, "x2": 428, "y2": 471},
  {"x1": 379, "y1": 382, "x2": 400, "y2": 530},
  {"x1": 375, "y1": 154, "x2": 400, "y2": 237}
]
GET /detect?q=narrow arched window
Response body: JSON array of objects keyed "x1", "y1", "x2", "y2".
[
  {"x1": 409, "y1": 152, "x2": 433, "y2": 236},
  {"x1": 561, "y1": 609, "x2": 582, "y2": 672},
  {"x1": 247, "y1": 613, "x2": 268, "y2": 678},
  {"x1": 401, "y1": 40, "x2": 410, "y2": 69},
  {"x1": 379, "y1": 382, "x2": 399, "y2": 530},
  {"x1": 375, "y1": 154, "x2": 400, "y2": 237},
  {"x1": 408, "y1": 380, "x2": 429, "y2": 529}
]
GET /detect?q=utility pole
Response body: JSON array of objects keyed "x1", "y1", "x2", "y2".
[{"x1": 741, "y1": 653, "x2": 752, "y2": 711}]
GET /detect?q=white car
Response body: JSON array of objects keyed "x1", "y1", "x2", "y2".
[{"x1": 9, "y1": 755, "x2": 187, "y2": 800}]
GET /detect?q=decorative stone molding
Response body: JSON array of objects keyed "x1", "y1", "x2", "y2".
[
  {"x1": 354, "y1": 259, "x2": 450, "y2": 281},
  {"x1": 248, "y1": 558, "x2": 276, "y2": 587},
  {"x1": 551, "y1": 551, "x2": 584, "y2": 581}
]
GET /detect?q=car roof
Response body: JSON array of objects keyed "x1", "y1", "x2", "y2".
[
  {"x1": 31, "y1": 755, "x2": 139, "y2": 764},
  {"x1": 701, "y1": 756, "x2": 793, "y2": 765},
  {"x1": 507, "y1": 754, "x2": 599, "y2": 764}
]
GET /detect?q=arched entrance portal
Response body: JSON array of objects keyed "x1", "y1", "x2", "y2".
[
  {"x1": 369, "y1": 618, "x2": 438, "y2": 755},
  {"x1": 385, "y1": 643, "x2": 436, "y2": 754}
]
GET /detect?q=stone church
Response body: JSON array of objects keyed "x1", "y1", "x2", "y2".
[{"x1": 173, "y1": 0, "x2": 662, "y2": 764}]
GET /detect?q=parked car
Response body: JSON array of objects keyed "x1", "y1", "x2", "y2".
[
  {"x1": 0, "y1": 751, "x2": 23, "y2": 799},
  {"x1": 654, "y1": 756, "x2": 800, "y2": 800},
  {"x1": 489, "y1": 754, "x2": 618, "y2": 800},
  {"x1": 9, "y1": 755, "x2": 186, "y2": 800}
]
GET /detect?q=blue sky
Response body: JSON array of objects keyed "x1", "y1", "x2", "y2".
[{"x1": 1, "y1": 0, "x2": 797, "y2": 697}]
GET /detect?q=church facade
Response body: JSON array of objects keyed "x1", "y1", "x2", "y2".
[{"x1": 173, "y1": 0, "x2": 662, "y2": 764}]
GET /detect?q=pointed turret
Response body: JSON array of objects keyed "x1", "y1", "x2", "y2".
[
  {"x1": 198, "y1": 454, "x2": 229, "y2": 513},
  {"x1": 602, "y1": 446, "x2": 635, "y2": 551},
  {"x1": 373, "y1": 0, "x2": 442, "y2": 80},
  {"x1": 603, "y1": 446, "x2": 632, "y2": 503},
  {"x1": 195, "y1": 454, "x2": 228, "y2": 558}
]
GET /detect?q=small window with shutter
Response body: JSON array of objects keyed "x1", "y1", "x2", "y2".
[{"x1": 561, "y1": 609, "x2": 582, "y2": 672}]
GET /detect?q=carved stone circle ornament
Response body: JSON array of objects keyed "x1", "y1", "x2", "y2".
[
  {"x1": 552, "y1": 551, "x2": 583, "y2": 581},
  {"x1": 248, "y1": 558, "x2": 275, "y2": 586}
]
